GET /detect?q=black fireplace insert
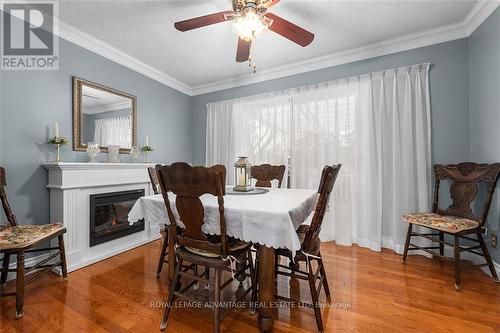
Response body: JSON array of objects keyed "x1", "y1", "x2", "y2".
[{"x1": 89, "y1": 189, "x2": 145, "y2": 247}]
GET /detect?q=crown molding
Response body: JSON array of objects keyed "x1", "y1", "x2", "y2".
[
  {"x1": 53, "y1": 1, "x2": 499, "y2": 96},
  {"x1": 191, "y1": 1, "x2": 500, "y2": 95},
  {"x1": 463, "y1": 0, "x2": 500, "y2": 35},
  {"x1": 191, "y1": 21, "x2": 468, "y2": 95},
  {"x1": 57, "y1": 20, "x2": 193, "y2": 96},
  {"x1": 83, "y1": 100, "x2": 131, "y2": 114}
]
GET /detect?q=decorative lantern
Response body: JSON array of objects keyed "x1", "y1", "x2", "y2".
[{"x1": 233, "y1": 156, "x2": 253, "y2": 192}]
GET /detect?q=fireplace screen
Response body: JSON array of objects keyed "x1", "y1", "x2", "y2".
[{"x1": 89, "y1": 189, "x2": 145, "y2": 247}]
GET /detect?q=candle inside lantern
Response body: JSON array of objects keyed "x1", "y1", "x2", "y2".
[
  {"x1": 238, "y1": 169, "x2": 246, "y2": 186},
  {"x1": 145, "y1": 135, "x2": 149, "y2": 146},
  {"x1": 54, "y1": 121, "x2": 59, "y2": 137}
]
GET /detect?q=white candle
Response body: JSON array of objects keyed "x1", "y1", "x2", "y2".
[
  {"x1": 54, "y1": 121, "x2": 59, "y2": 137},
  {"x1": 145, "y1": 135, "x2": 149, "y2": 146},
  {"x1": 238, "y1": 170, "x2": 246, "y2": 186}
]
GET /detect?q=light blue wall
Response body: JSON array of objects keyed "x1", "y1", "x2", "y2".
[
  {"x1": 191, "y1": 39, "x2": 471, "y2": 166},
  {"x1": 0, "y1": 37, "x2": 192, "y2": 226},
  {"x1": 469, "y1": 7, "x2": 500, "y2": 261}
]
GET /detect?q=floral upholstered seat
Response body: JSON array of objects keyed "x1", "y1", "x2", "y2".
[
  {"x1": 0, "y1": 224, "x2": 65, "y2": 250},
  {"x1": 402, "y1": 213, "x2": 479, "y2": 233}
]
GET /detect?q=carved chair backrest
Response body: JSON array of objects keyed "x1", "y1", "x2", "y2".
[
  {"x1": 250, "y1": 164, "x2": 286, "y2": 188},
  {"x1": 0, "y1": 167, "x2": 18, "y2": 226},
  {"x1": 155, "y1": 162, "x2": 228, "y2": 255},
  {"x1": 148, "y1": 167, "x2": 161, "y2": 195},
  {"x1": 433, "y1": 162, "x2": 500, "y2": 226},
  {"x1": 301, "y1": 164, "x2": 341, "y2": 254}
]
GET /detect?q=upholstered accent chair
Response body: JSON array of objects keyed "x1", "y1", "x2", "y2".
[
  {"x1": 251, "y1": 164, "x2": 286, "y2": 188},
  {"x1": 156, "y1": 163, "x2": 255, "y2": 333},
  {"x1": 402, "y1": 162, "x2": 500, "y2": 290},
  {"x1": 0, "y1": 167, "x2": 67, "y2": 318}
]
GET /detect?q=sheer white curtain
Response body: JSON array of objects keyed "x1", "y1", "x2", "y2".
[
  {"x1": 206, "y1": 101, "x2": 236, "y2": 183},
  {"x1": 207, "y1": 91, "x2": 291, "y2": 186},
  {"x1": 205, "y1": 63, "x2": 431, "y2": 254},
  {"x1": 292, "y1": 64, "x2": 432, "y2": 252},
  {"x1": 93, "y1": 116, "x2": 132, "y2": 148}
]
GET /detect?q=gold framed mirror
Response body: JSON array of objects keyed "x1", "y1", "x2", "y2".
[{"x1": 72, "y1": 76, "x2": 137, "y2": 154}]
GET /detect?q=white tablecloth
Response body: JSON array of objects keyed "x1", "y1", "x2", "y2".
[{"x1": 128, "y1": 187, "x2": 317, "y2": 252}]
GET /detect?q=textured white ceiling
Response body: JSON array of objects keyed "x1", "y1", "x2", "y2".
[{"x1": 59, "y1": 0, "x2": 478, "y2": 88}]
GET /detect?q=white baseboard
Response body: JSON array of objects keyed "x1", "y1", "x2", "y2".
[
  {"x1": 53, "y1": 234, "x2": 160, "y2": 274},
  {"x1": 3, "y1": 252, "x2": 55, "y2": 282},
  {"x1": 321, "y1": 235, "x2": 499, "y2": 277},
  {"x1": 443, "y1": 245, "x2": 500, "y2": 278},
  {"x1": 2, "y1": 235, "x2": 161, "y2": 282}
]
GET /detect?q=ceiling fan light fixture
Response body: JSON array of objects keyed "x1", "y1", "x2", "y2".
[{"x1": 232, "y1": 8, "x2": 270, "y2": 41}]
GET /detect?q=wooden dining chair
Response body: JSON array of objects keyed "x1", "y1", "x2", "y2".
[
  {"x1": 402, "y1": 162, "x2": 500, "y2": 290},
  {"x1": 156, "y1": 162, "x2": 255, "y2": 333},
  {"x1": 271, "y1": 164, "x2": 341, "y2": 333},
  {"x1": 148, "y1": 166, "x2": 171, "y2": 277},
  {"x1": 251, "y1": 164, "x2": 286, "y2": 188},
  {"x1": 148, "y1": 166, "x2": 161, "y2": 195},
  {"x1": 0, "y1": 167, "x2": 68, "y2": 319}
]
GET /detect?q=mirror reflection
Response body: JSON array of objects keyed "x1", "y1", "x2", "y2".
[
  {"x1": 73, "y1": 77, "x2": 137, "y2": 153},
  {"x1": 81, "y1": 85, "x2": 133, "y2": 149}
]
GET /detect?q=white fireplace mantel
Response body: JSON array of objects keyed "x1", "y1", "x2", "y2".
[{"x1": 44, "y1": 162, "x2": 160, "y2": 272}]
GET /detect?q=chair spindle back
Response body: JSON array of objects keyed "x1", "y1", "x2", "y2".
[
  {"x1": 433, "y1": 162, "x2": 500, "y2": 226},
  {"x1": 0, "y1": 167, "x2": 18, "y2": 226},
  {"x1": 250, "y1": 164, "x2": 286, "y2": 188},
  {"x1": 301, "y1": 164, "x2": 341, "y2": 254},
  {"x1": 155, "y1": 162, "x2": 228, "y2": 255}
]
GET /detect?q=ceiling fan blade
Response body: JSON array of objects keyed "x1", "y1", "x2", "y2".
[
  {"x1": 236, "y1": 38, "x2": 251, "y2": 62},
  {"x1": 174, "y1": 10, "x2": 235, "y2": 31},
  {"x1": 265, "y1": 13, "x2": 314, "y2": 47},
  {"x1": 260, "y1": 0, "x2": 281, "y2": 8}
]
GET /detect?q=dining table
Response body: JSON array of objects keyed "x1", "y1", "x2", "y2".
[{"x1": 128, "y1": 186, "x2": 318, "y2": 332}]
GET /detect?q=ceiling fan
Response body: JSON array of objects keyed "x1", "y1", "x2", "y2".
[{"x1": 174, "y1": 0, "x2": 314, "y2": 70}]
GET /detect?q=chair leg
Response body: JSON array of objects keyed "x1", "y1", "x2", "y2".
[
  {"x1": 477, "y1": 232, "x2": 499, "y2": 281},
  {"x1": 307, "y1": 259, "x2": 323, "y2": 333},
  {"x1": 16, "y1": 251, "x2": 25, "y2": 319},
  {"x1": 247, "y1": 249, "x2": 257, "y2": 314},
  {"x1": 251, "y1": 249, "x2": 259, "y2": 308},
  {"x1": 214, "y1": 268, "x2": 221, "y2": 333},
  {"x1": 439, "y1": 231, "x2": 444, "y2": 256},
  {"x1": 204, "y1": 267, "x2": 210, "y2": 290},
  {"x1": 156, "y1": 233, "x2": 169, "y2": 278},
  {"x1": 193, "y1": 264, "x2": 199, "y2": 290},
  {"x1": 160, "y1": 258, "x2": 182, "y2": 331},
  {"x1": 237, "y1": 252, "x2": 246, "y2": 289},
  {"x1": 1, "y1": 253, "x2": 10, "y2": 288},
  {"x1": 402, "y1": 223, "x2": 413, "y2": 263},
  {"x1": 318, "y1": 252, "x2": 331, "y2": 301},
  {"x1": 58, "y1": 235, "x2": 68, "y2": 278},
  {"x1": 453, "y1": 235, "x2": 461, "y2": 291}
]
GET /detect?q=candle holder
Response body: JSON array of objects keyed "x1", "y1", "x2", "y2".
[
  {"x1": 107, "y1": 145, "x2": 121, "y2": 163},
  {"x1": 86, "y1": 142, "x2": 100, "y2": 162},
  {"x1": 233, "y1": 156, "x2": 253, "y2": 192},
  {"x1": 130, "y1": 146, "x2": 141, "y2": 162},
  {"x1": 48, "y1": 136, "x2": 68, "y2": 163},
  {"x1": 141, "y1": 145, "x2": 154, "y2": 163}
]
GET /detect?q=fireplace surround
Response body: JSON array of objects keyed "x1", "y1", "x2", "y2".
[{"x1": 44, "y1": 162, "x2": 159, "y2": 272}]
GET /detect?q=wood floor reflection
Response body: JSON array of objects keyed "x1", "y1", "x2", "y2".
[{"x1": 2, "y1": 241, "x2": 500, "y2": 332}]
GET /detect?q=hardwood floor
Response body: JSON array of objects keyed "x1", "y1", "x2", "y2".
[{"x1": 1, "y1": 241, "x2": 500, "y2": 332}]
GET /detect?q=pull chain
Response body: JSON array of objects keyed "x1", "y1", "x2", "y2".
[{"x1": 248, "y1": 41, "x2": 257, "y2": 73}]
